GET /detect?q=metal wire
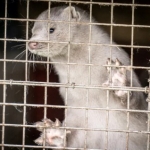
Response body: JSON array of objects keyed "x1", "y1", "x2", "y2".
[
  {"x1": 1, "y1": 0, "x2": 150, "y2": 149},
  {"x1": 2, "y1": 0, "x2": 7, "y2": 150}
]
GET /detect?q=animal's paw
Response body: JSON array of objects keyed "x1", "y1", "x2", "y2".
[
  {"x1": 34, "y1": 118, "x2": 71, "y2": 147},
  {"x1": 103, "y1": 58, "x2": 128, "y2": 100}
]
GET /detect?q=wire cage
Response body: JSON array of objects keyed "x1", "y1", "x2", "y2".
[{"x1": 0, "y1": 0, "x2": 150, "y2": 150}]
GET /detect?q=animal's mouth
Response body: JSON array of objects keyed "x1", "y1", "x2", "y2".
[
  {"x1": 28, "y1": 48, "x2": 52, "y2": 57},
  {"x1": 28, "y1": 45, "x2": 47, "y2": 52}
]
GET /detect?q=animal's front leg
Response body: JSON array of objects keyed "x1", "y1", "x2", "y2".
[
  {"x1": 103, "y1": 58, "x2": 130, "y2": 103},
  {"x1": 34, "y1": 118, "x2": 71, "y2": 149}
]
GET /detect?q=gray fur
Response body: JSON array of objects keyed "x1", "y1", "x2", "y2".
[{"x1": 28, "y1": 6, "x2": 147, "y2": 150}]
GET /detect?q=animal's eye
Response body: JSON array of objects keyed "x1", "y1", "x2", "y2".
[{"x1": 49, "y1": 28, "x2": 55, "y2": 34}]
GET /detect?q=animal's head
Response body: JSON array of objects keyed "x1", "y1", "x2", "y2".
[{"x1": 28, "y1": 6, "x2": 82, "y2": 58}]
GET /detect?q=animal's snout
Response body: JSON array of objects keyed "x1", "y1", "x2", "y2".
[{"x1": 28, "y1": 42, "x2": 38, "y2": 50}]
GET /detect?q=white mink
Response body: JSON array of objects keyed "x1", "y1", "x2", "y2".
[{"x1": 28, "y1": 6, "x2": 147, "y2": 150}]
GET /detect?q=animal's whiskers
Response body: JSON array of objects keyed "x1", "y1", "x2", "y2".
[
  {"x1": 11, "y1": 43, "x2": 26, "y2": 50},
  {"x1": 14, "y1": 50, "x2": 26, "y2": 60}
]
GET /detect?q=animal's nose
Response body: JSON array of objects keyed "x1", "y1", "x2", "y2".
[{"x1": 28, "y1": 42, "x2": 38, "y2": 49}]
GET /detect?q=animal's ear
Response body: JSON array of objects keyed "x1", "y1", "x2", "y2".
[{"x1": 63, "y1": 6, "x2": 80, "y2": 21}]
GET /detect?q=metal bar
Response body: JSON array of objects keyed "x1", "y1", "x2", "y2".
[
  {"x1": 0, "y1": 103, "x2": 149, "y2": 113},
  {"x1": 1, "y1": 37, "x2": 150, "y2": 49},
  {"x1": 84, "y1": 0, "x2": 92, "y2": 148},
  {"x1": 0, "y1": 79, "x2": 148, "y2": 92},
  {"x1": 0, "y1": 123, "x2": 149, "y2": 134},
  {"x1": 0, "y1": 59, "x2": 150, "y2": 70},
  {"x1": 146, "y1": 70, "x2": 150, "y2": 150},
  {"x1": 0, "y1": 17, "x2": 150, "y2": 29},
  {"x1": 0, "y1": 143, "x2": 106, "y2": 150},
  {"x1": 30, "y1": 0, "x2": 150, "y2": 8},
  {"x1": 63, "y1": 2, "x2": 72, "y2": 149},
  {"x1": 2, "y1": 1, "x2": 7, "y2": 150},
  {"x1": 22, "y1": 0, "x2": 30, "y2": 149}
]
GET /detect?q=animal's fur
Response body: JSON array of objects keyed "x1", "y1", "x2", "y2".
[{"x1": 28, "y1": 6, "x2": 147, "y2": 150}]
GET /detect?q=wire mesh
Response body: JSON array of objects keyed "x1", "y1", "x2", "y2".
[{"x1": 0, "y1": 0, "x2": 150, "y2": 150}]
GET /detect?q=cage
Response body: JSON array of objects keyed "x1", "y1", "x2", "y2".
[{"x1": 0, "y1": 0, "x2": 150, "y2": 150}]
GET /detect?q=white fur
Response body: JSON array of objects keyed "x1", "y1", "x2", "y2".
[
  {"x1": 34, "y1": 119, "x2": 65, "y2": 147},
  {"x1": 28, "y1": 6, "x2": 147, "y2": 150}
]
